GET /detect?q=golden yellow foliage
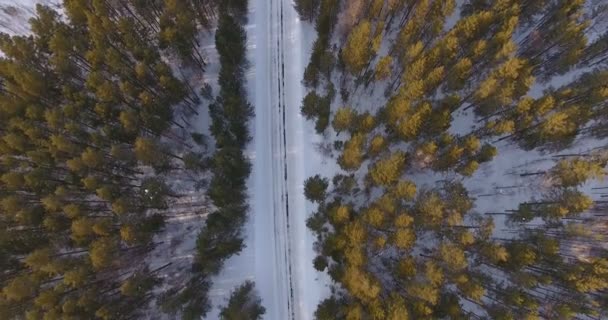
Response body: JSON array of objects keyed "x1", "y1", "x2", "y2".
[{"x1": 368, "y1": 151, "x2": 407, "y2": 186}]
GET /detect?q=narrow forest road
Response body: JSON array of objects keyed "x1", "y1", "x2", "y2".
[
  {"x1": 252, "y1": 0, "x2": 323, "y2": 319},
  {"x1": 252, "y1": 0, "x2": 293, "y2": 318}
]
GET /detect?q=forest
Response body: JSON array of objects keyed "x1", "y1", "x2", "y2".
[
  {"x1": 297, "y1": 0, "x2": 608, "y2": 319},
  {"x1": 0, "y1": 0, "x2": 262, "y2": 319},
  {"x1": 2, "y1": 0, "x2": 608, "y2": 319}
]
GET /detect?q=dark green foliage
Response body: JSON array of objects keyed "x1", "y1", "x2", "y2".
[
  {"x1": 200, "y1": 17, "x2": 252, "y2": 265},
  {"x1": 304, "y1": 38, "x2": 336, "y2": 87},
  {"x1": 302, "y1": 0, "x2": 340, "y2": 88},
  {"x1": 183, "y1": 151, "x2": 208, "y2": 172},
  {"x1": 306, "y1": 209, "x2": 328, "y2": 234},
  {"x1": 300, "y1": 84, "x2": 334, "y2": 133},
  {"x1": 158, "y1": 277, "x2": 212, "y2": 319},
  {"x1": 219, "y1": 281, "x2": 265, "y2": 320},
  {"x1": 210, "y1": 12, "x2": 254, "y2": 149},
  {"x1": 294, "y1": 0, "x2": 321, "y2": 22},
  {"x1": 219, "y1": 0, "x2": 249, "y2": 23},
  {"x1": 192, "y1": 132, "x2": 208, "y2": 147},
  {"x1": 304, "y1": 175, "x2": 329, "y2": 203},
  {"x1": 140, "y1": 178, "x2": 170, "y2": 209},
  {"x1": 314, "y1": 297, "x2": 344, "y2": 320},
  {"x1": 313, "y1": 255, "x2": 328, "y2": 271},
  {"x1": 187, "y1": 2, "x2": 259, "y2": 318}
]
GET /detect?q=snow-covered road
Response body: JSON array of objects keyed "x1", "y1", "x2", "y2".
[
  {"x1": 200, "y1": 0, "x2": 328, "y2": 318},
  {"x1": 252, "y1": 0, "x2": 326, "y2": 319},
  {"x1": 252, "y1": 0, "x2": 293, "y2": 318}
]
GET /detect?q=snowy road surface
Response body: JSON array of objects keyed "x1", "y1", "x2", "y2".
[
  {"x1": 253, "y1": 0, "x2": 294, "y2": 318},
  {"x1": 252, "y1": 0, "x2": 326, "y2": 319}
]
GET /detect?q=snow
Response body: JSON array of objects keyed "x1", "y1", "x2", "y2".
[
  {"x1": 204, "y1": 3, "x2": 259, "y2": 318},
  {"x1": 283, "y1": 2, "x2": 333, "y2": 319},
  {"x1": 250, "y1": 0, "x2": 287, "y2": 315},
  {"x1": 144, "y1": 192, "x2": 209, "y2": 308},
  {"x1": 241, "y1": 0, "x2": 331, "y2": 319},
  {"x1": 0, "y1": 0, "x2": 59, "y2": 35},
  {"x1": 251, "y1": 0, "x2": 299, "y2": 317},
  {"x1": 199, "y1": 0, "x2": 331, "y2": 318},
  {"x1": 462, "y1": 136, "x2": 608, "y2": 235}
]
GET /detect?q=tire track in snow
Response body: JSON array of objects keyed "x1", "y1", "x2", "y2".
[
  {"x1": 277, "y1": 0, "x2": 296, "y2": 318},
  {"x1": 255, "y1": 0, "x2": 297, "y2": 317}
]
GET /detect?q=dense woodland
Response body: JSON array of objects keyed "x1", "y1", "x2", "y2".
[
  {"x1": 0, "y1": 0, "x2": 254, "y2": 319},
  {"x1": 298, "y1": 0, "x2": 608, "y2": 319}
]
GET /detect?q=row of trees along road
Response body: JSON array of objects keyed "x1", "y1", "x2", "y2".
[
  {"x1": 156, "y1": 1, "x2": 262, "y2": 319},
  {"x1": 0, "y1": 0, "x2": 260, "y2": 319},
  {"x1": 299, "y1": 0, "x2": 608, "y2": 319}
]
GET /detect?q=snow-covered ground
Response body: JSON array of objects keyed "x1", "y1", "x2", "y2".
[
  {"x1": 280, "y1": 1, "x2": 332, "y2": 319},
  {"x1": 249, "y1": 0, "x2": 329, "y2": 319},
  {"x1": 0, "y1": 0, "x2": 59, "y2": 35},
  {"x1": 207, "y1": 0, "x2": 329, "y2": 318}
]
